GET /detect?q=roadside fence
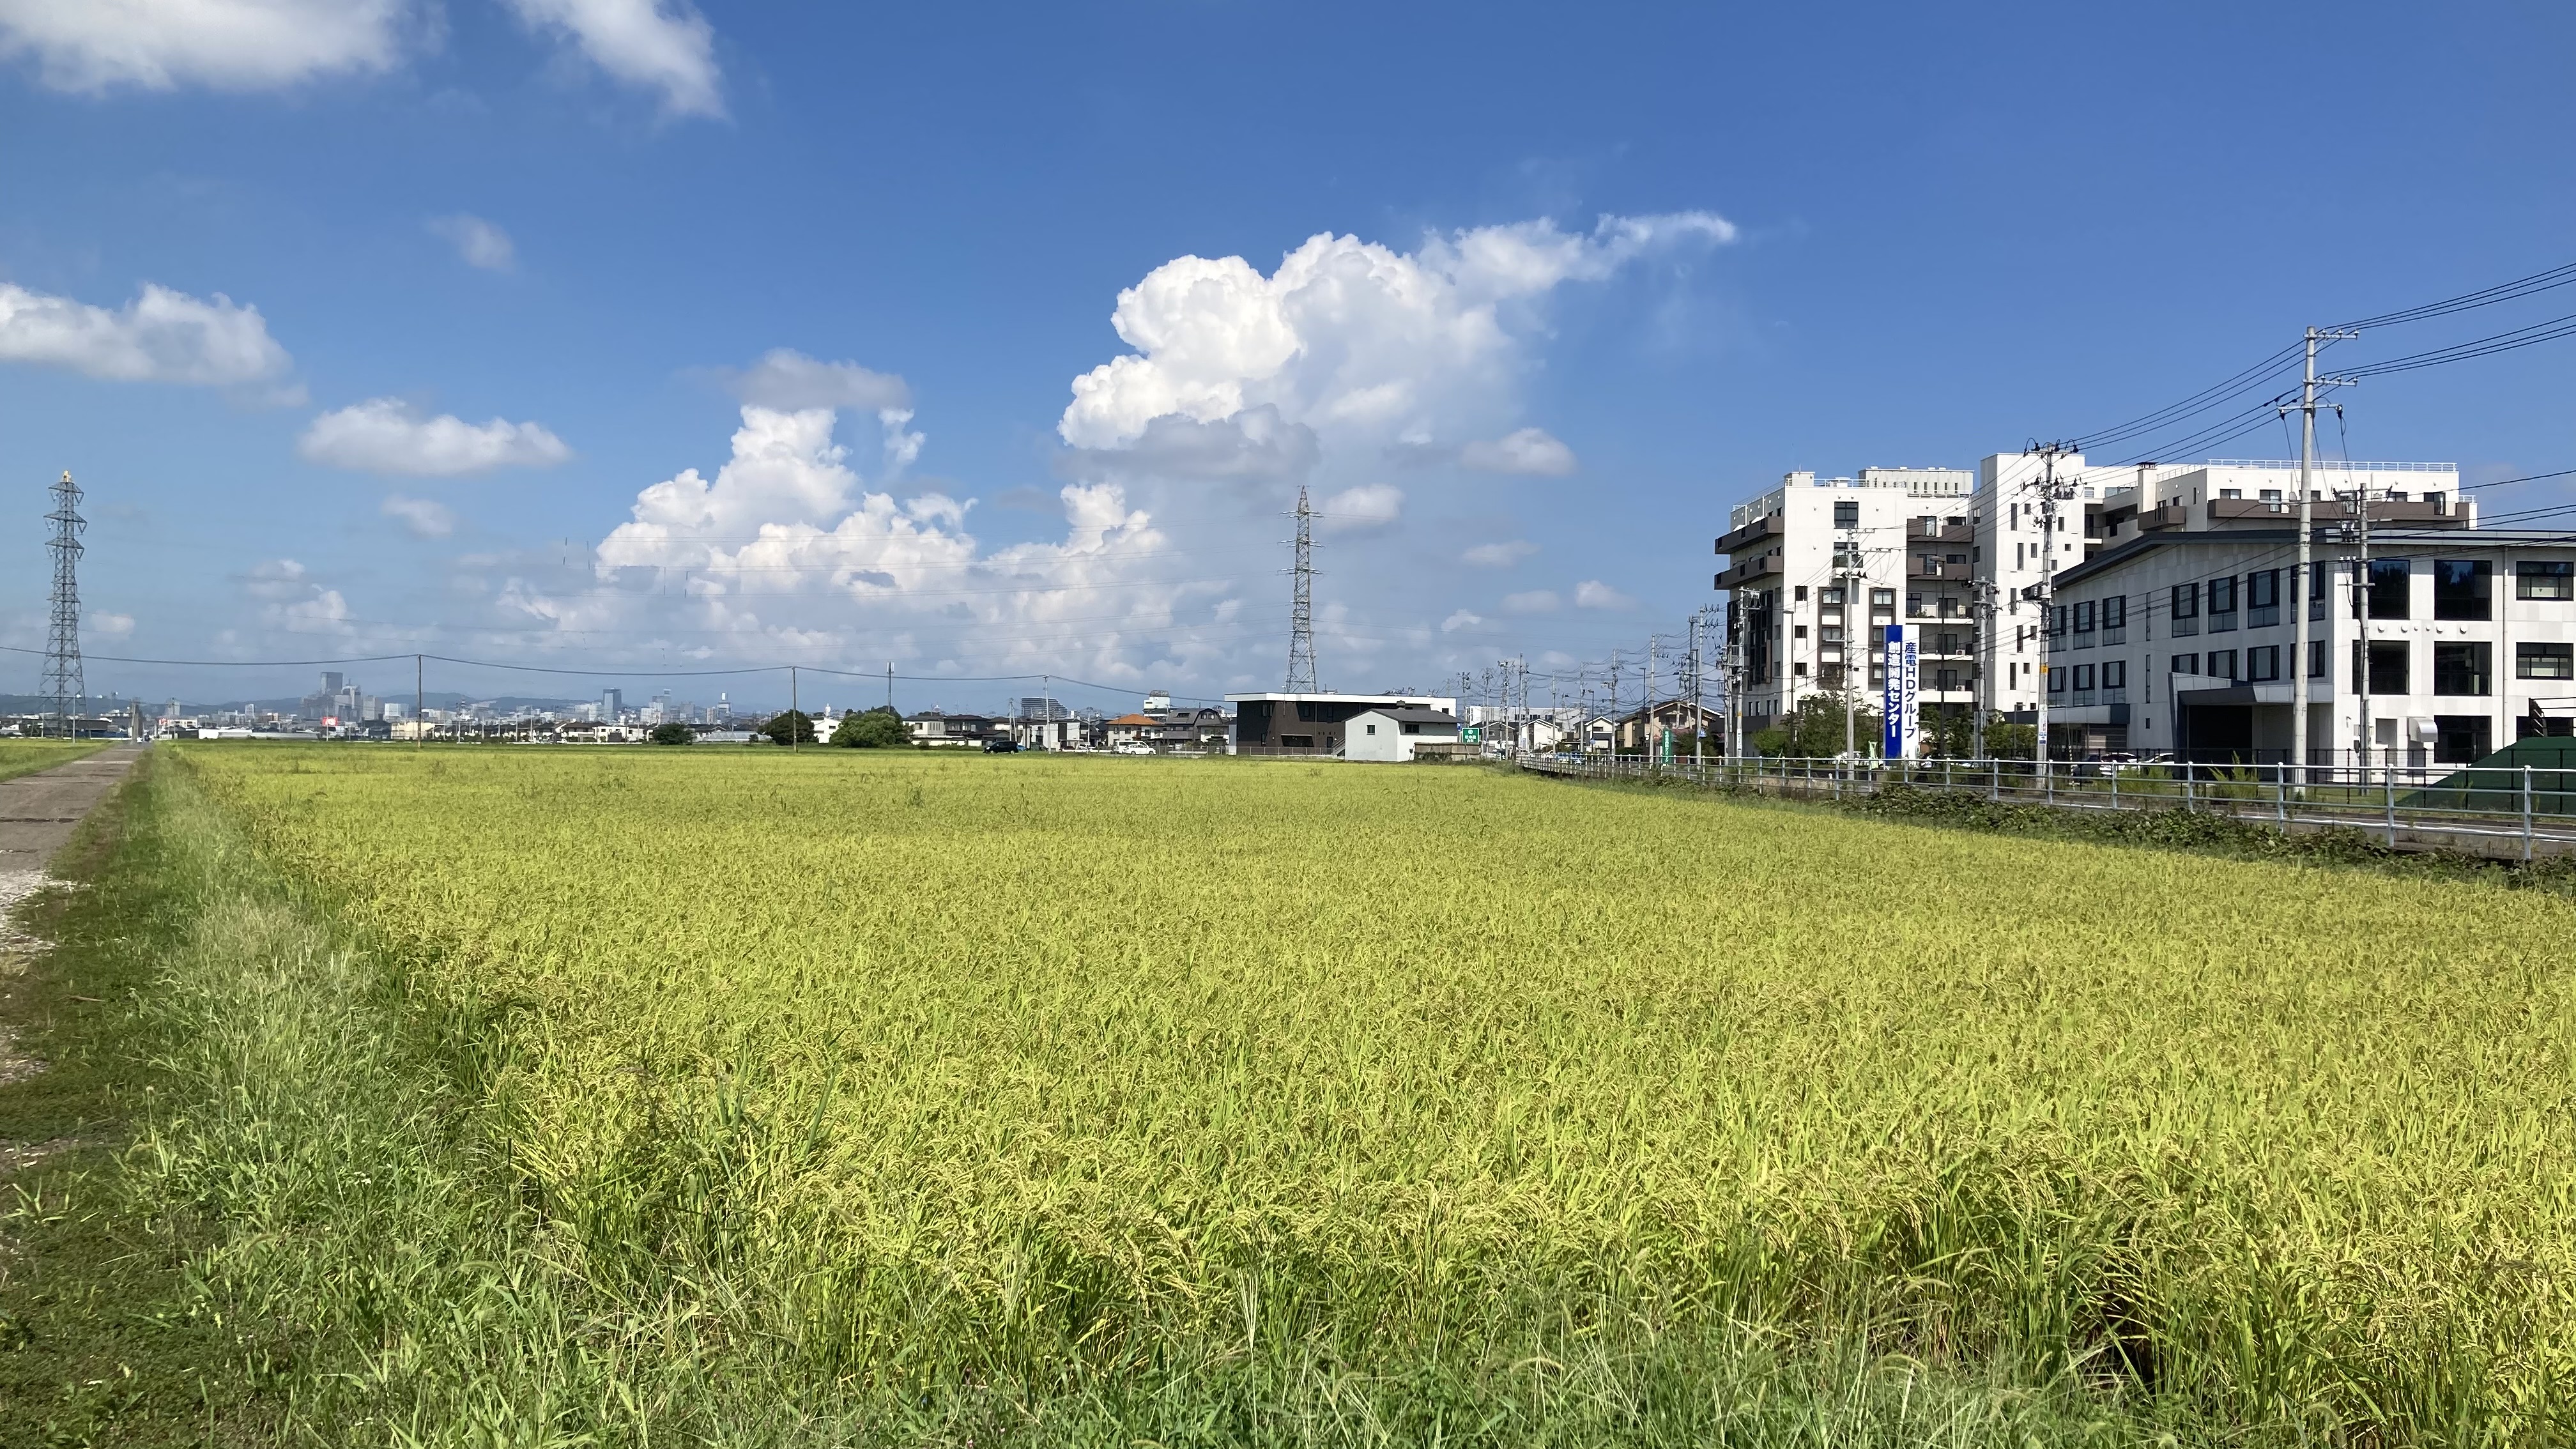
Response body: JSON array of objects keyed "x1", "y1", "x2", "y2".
[{"x1": 1516, "y1": 753, "x2": 2576, "y2": 862}]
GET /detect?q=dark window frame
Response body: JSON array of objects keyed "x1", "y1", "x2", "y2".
[
  {"x1": 2432, "y1": 560, "x2": 2492, "y2": 621},
  {"x1": 2517, "y1": 560, "x2": 2573, "y2": 601},
  {"x1": 2518, "y1": 642, "x2": 2574, "y2": 680},
  {"x1": 2246, "y1": 645, "x2": 2281, "y2": 682},
  {"x1": 2432, "y1": 641, "x2": 2492, "y2": 696}
]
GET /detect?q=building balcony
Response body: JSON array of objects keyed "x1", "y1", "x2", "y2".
[
  {"x1": 2205, "y1": 497, "x2": 2471, "y2": 528},
  {"x1": 1718, "y1": 550, "x2": 1783, "y2": 589},
  {"x1": 1712, "y1": 514, "x2": 1786, "y2": 557}
]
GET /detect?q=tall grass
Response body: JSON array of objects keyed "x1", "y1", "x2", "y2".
[{"x1": 160, "y1": 744, "x2": 2576, "y2": 1442}]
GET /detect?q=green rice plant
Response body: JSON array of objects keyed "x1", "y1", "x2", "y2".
[
  {"x1": 0, "y1": 737, "x2": 103, "y2": 781},
  {"x1": 169, "y1": 744, "x2": 2576, "y2": 1442}
]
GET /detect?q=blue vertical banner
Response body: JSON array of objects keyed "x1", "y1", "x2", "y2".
[
  {"x1": 1882, "y1": 624, "x2": 1920, "y2": 760},
  {"x1": 1882, "y1": 624, "x2": 1903, "y2": 758}
]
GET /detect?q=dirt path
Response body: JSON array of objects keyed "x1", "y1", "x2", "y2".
[{"x1": 0, "y1": 744, "x2": 143, "y2": 1090}]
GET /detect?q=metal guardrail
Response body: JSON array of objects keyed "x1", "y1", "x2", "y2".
[{"x1": 1517, "y1": 754, "x2": 2576, "y2": 862}]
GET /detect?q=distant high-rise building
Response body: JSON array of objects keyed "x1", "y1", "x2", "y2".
[{"x1": 602, "y1": 687, "x2": 624, "y2": 721}]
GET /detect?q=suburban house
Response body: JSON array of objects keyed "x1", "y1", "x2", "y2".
[
  {"x1": 905, "y1": 710, "x2": 1002, "y2": 747},
  {"x1": 1342, "y1": 707, "x2": 1462, "y2": 762}
]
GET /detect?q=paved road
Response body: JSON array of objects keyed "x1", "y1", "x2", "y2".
[{"x1": 0, "y1": 745, "x2": 145, "y2": 895}]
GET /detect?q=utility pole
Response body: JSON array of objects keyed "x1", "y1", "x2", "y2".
[
  {"x1": 2349, "y1": 481, "x2": 2375, "y2": 786},
  {"x1": 42, "y1": 471, "x2": 84, "y2": 740},
  {"x1": 1285, "y1": 486, "x2": 1318, "y2": 692},
  {"x1": 789, "y1": 665, "x2": 799, "y2": 749},
  {"x1": 886, "y1": 661, "x2": 894, "y2": 713},
  {"x1": 1607, "y1": 649, "x2": 1621, "y2": 752},
  {"x1": 1835, "y1": 514, "x2": 1862, "y2": 763},
  {"x1": 415, "y1": 654, "x2": 424, "y2": 749},
  {"x1": 1971, "y1": 579, "x2": 1996, "y2": 760},
  {"x1": 2287, "y1": 328, "x2": 2357, "y2": 792},
  {"x1": 2028, "y1": 443, "x2": 2076, "y2": 765}
]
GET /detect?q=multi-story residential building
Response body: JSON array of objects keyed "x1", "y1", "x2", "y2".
[{"x1": 1715, "y1": 466, "x2": 1977, "y2": 744}]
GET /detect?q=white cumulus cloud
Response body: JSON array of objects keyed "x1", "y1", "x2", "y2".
[
  {"x1": 719, "y1": 348, "x2": 912, "y2": 412},
  {"x1": 500, "y1": 0, "x2": 722, "y2": 118},
  {"x1": 1462, "y1": 540, "x2": 1537, "y2": 567},
  {"x1": 1317, "y1": 483, "x2": 1402, "y2": 536},
  {"x1": 1440, "y1": 609, "x2": 1484, "y2": 633},
  {"x1": 0, "y1": 280, "x2": 293, "y2": 388},
  {"x1": 300, "y1": 398, "x2": 572, "y2": 476},
  {"x1": 88, "y1": 610, "x2": 135, "y2": 639},
  {"x1": 1574, "y1": 579, "x2": 1635, "y2": 610},
  {"x1": 0, "y1": 0, "x2": 410, "y2": 93},
  {"x1": 429, "y1": 213, "x2": 516, "y2": 272},
  {"x1": 1059, "y1": 212, "x2": 1732, "y2": 468},
  {"x1": 1459, "y1": 427, "x2": 1577, "y2": 476},
  {"x1": 383, "y1": 494, "x2": 458, "y2": 537}
]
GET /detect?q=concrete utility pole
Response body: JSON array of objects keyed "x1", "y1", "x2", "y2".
[
  {"x1": 1972, "y1": 578, "x2": 1996, "y2": 760},
  {"x1": 2028, "y1": 443, "x2": 2075, "y2": 764},
  {"x1": 2288, "y1": 327, "x2": 2358, "y2": 791}
]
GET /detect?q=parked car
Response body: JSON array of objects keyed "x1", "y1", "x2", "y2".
[
  {"x1": 983, "y1": 737, "x2": 1020, "y2": 753},
  {"x1": 1111, "y1": 741, "x2": 1155, "y2": 756}
]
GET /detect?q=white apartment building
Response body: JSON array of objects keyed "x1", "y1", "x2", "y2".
[{"x1": 1716, "y1": 466, "x2": 1978, "y2": 739}]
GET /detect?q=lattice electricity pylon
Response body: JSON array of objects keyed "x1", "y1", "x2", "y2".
[
  {"x1": 41, "y1": 470, "x2": 84, "y2": 740},
  {"x1": 1284, "y1": 485, "x2": 1318, "y2": 692}
]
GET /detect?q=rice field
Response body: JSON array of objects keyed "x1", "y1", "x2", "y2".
[
  {"x1": 0, "y1": 737, "x2": 102, "y2": 782},
  {"x1": 176, "y1": 745, "x2": 2576, "y2": 1441}
]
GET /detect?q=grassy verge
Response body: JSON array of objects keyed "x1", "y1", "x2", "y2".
[
  {"x1": 0, "y1": 755, "x2": 2209, "y2": 1444},
  {"x1": 0, "y1": 739, "x2": 106, "y2": 783},
  {"x1": 0, "y1": 756, "x2": 279, "y2": 1446}
]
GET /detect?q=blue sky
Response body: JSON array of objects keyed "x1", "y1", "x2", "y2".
[{"x1": 4, "y1": 1, "x2": 2572, "y2": 714}]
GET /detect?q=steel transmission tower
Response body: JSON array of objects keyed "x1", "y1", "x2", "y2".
[
  {"x1": 41, "y1": 470, "x2": 84, "y2": 740},
  {"x1": 1284, "y1": 485, "x2": 1318, "y2": 691}
]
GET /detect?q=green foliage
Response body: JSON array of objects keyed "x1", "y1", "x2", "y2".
[
  {"x1": 760, "y1": 709, "x2": 816, "y2": 746},
  {"x1": 155, "y1": 744, "x2": 2576, "y2": 1443},
  {"x1": 1752, "y1": 693, "x2": 1880, "y2": 758},
  {"x1": 648, "y1": 721, "x2": 696, "y2": 746},
  {"x1": 829, "y1": 707, "x2": 909, "y2": 749}
]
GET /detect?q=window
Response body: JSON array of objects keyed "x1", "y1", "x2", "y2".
[
  {"x1": 2220, "y1": 487, "x2": 2243, "y2": 500},
  {"x1": 2073, "y1": 664, "x2": 2095, "y2": 690},
  {"x1": 2207, "y1": 575, "x2": 2238, "y2": 631},
  {"x1": 2074, "y1": 599, "x2": 2095, "y2": 634},
  {"x1": 1834, "y1": 500, "x2": 1859, "y2": 528},
  {"x1": 2309, "y1": 640, "x2": 2329, "y2": 680},
  {"x1": 1365, "y1": 723, "x2": 1378, "y2": 735},
  {"x1": 2306, "y1": 561, "x2": 2329, "y2": 620},
  {"x1": 2518, "y1": 642, "x2": 2574, "y2": 679},
  {"x1": 2170, "y1": 581, "x2": 2198, "y2": 636},
  {"x1": 2101, "y1": 660, "x2": 2128, "y2": 701},
  {"x1": 1934, "y1": 668, "x2": 1961, "y2": 690},
  {"x1": 2051, "y1": 604, "x2": 2068, "y2": 636},
  {"x1": 1870, "y1": 588, "x2": 1895, "y2": 608},
  {"x1": 2246, "y1": 569, "x2": 2280, "y2": 627},
  {"x1": 2358, "y1": 641, "x2": 2409, "y2": 694},
  {"x1": 2101, "y1": 595, "x2": 2126, "y2": 631},
  {"x1": 2205, "y1": 648, "x2": 2239, "y2": 681},
  {"x1": 2172, "y1": 653, "x2": 2198, "y2": 675},
  {"x1": 2433, "y1": 642, "x2": 2491, "y2": 695},
  {"x1": 2433, "y1": 560, "x2": 2491, "y2": 621},
  {"x1": 2260, "y1": 488, "x2": 2283, "y2": 502},
  {"x1": 1820, "y1": 587, "x2": 1845, "y2": 608},
  {"x1": 2365, "y1": 558, "x2": 2410, "y2": 619},
  {"x1": 2434, "y1": 716, "x2": 2492, "y2": 766},
  {"x1": 1794, "y1": 585, "x2": 1809, "y2": 602},
  {"x1": 1820, "y1": 625, "x2": 1844, "y2": 643},
  {"x1": 2048, "y1": 667, "x2": 2064, "y2": 694},
  {"x1": 2246, "y1": 645, "x2": 2280, "y2": 682},
  {"x1": 2518, "y1": 560, "x2": 2574, "y2": 600},
  {"x1": 1793, "y1": 624, "x2": 1807, "y2": 639}
]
